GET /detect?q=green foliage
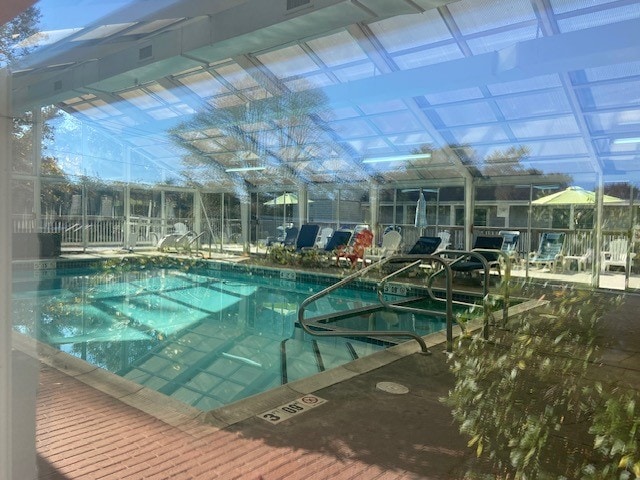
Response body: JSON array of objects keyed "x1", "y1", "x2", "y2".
[
  {"x1": 444, "y1": 287, "x2": 639, "y2": 479},
  {"x1": 265, "y1": 245, "x2": 326, "y2": 268},
  {"x1": 0, "y1": 6, "x2": 41, "y2": 66},
  {"x1": 266, "y1": 244, "x2": 298, "y2": 265},
  {"x1": 101, "y1": 255, "x2": 201, "y2": 273}
]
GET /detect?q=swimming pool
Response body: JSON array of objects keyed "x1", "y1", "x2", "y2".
[{"x1": 12, "y1": 263, "x2": 449, "y2": 411}]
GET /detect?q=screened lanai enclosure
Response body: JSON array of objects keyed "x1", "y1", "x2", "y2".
[{"x1": 4, "y1": 0, "x2": 640, "y2": 291}]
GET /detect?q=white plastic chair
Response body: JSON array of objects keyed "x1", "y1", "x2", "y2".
[
  {"x1": 436, "y1": 231, "x2": 451, "y2": 252},
  {"x1": 601, "y1": 238, "x2": 635, "y2": 272},
  {"x1": 315, "y1": 227, "x2": 334, "y2": 248},
  {"x1": 362, "y1": 230, "x2": 402, "y2": 265}
]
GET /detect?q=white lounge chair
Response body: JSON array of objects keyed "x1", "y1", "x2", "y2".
[{"x1": 315, "y1": 227, "x2": 334, "y2": 249}]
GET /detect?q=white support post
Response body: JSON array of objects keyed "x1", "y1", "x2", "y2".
[
  {"x1": 464, "y1": 177, "x2": 475, "y2": 250},
  {"x1": 1, "y1": 69, "x2": 38, "y2": 480},
  {"x1": 0, "y1": 67, "x2": 13, "y2": 480},
  {"x1": 297, "y1": 186, "x2": 308, "y2": 226},
  {"x1": 33, "y1": 109, "x2": 42, "y2": 232},
  {"x1": 193, "y1": 190, "x2": 202, "y2": 234},
  {"x1": 369, "y1": 185, "x2": 379, "y2": 239},
  {"x1": 240, "y1": 198, "x2": 250, "y2": 255},
  {"x1": 594, "y1": 176, "x2": 604, "y2": 288}
]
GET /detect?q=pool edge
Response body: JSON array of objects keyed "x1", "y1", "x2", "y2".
[{"x1": 13, "y1": 294, "x2": 544, "y2": 434}]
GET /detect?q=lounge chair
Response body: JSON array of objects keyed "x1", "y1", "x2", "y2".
[
  {"x1": 362, "y1": 230, "x2": 402, "y2": 265},
  {"x1": 158, "y1": 230, "x2": 201, "y2": 253},
  {"x1": 157, "y1": 233, "x2": 182, "y2": 251},
  {"x1": 396, "y1": 236, "x2": 443, "y2": 274},
  {"x1": 499, "y1": 230, "x2": 520, "y2": 265},
  {"x1": 450, "y1": 235, "x2": 504, "y2": 278},
  {"x1": 267, "y1": 225, "x2": 299, "y2": 247},
  {"x1": 407, "y1": 236, "x2": 442, "y2": 255},
  {"x1": 601, "y1": 237, "x2": 635, "y2": 272},
  {"x1": 282, "y1": 226, "x2": 299, "y2": 247},
  {"x1": 315, "y1": 227, "x2": 334, "y2": 249},
  {"x1": 294, "y1": 224, "x2": 320, "y2": 251},
  {"x1": 324, "y1": 230, "x2": 352, "y2": 252},
  {"x1": 529, "y1": 232, "x2": 565, "y2": 272},
  {"x1": 336, "y1": 229, "x2": 374, "y2": 268}
]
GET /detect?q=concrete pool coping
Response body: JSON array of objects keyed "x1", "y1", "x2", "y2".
[{"x1": 13, "y1": 296, "x2": 544, "y2": 434}]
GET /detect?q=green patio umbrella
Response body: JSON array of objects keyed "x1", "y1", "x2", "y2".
[
  {"x1": 263, "y1": 193, "x2": 300, "y2": 206},
  {"x1": 532, "y1": 186, "x2": 622, "y2": 205},
  {"x1": 263, "y1": 193, "x2": 312, "y2": 228}
]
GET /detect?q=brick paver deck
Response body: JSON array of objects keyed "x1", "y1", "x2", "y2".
[
  {"x1": 35, "y1": 350, "x2": 474, "y2": 479},
  {"x1": 33, "y1": 292, "x2": 640, "y2": 479}
]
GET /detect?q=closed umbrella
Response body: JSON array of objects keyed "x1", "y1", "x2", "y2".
[{"x1": 414, "y1": 190, "x2": 428, "y2": 235}]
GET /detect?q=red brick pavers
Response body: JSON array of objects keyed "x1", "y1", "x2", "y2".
[
  {"x1": 36, "y1": 352, "x2": 475, "y2": 480},
  {"x1": 35, "y1": 293, "x2": 640, "y2": 479}
]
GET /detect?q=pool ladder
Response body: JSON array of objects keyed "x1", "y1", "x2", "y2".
[{"x1": 297, "y1": 250, "x2": 512, "y2": 356}]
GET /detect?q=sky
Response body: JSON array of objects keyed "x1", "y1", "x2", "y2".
[{"x1": 34, "y1": 0, "x2": 137, "y2": 30}]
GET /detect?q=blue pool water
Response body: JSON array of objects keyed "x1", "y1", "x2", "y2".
[{"x1": 12, "y1": 266, "x2": 447, "y2": 411}]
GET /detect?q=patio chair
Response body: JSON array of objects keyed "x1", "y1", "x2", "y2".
[
  {"x1": 324, "y1": 230, "x2": 353, "y2": 252},
  {"x1": 282, "y1": 226, "x2": 299, "y2": 247},
  {"x1": 499, "y1": 230, "x2": 520, "y2": 265},
  {"x1": 266, "y1": 225, "x2": 299, "y2": 247},
  {"x1": 182, "y1": 231, "x2": 206, "y2": 255},
  {"x1": 529, "y1": 232, "x2": 566, "y2": 272},
  {"x1": 315, "y1": 227, "x2": 334, "y2": 249},
  {"x1": 398, "y1": 236, "x2": 443, "y2": 274},
  {"x1": 407, "y1": 236, "x2": 442, "y2": 255},
  {"x1": 347, "y1": 224, "x2": 370, "y2": 246},
  {"x1": 173, "y1": 222, "x2": 189, "y2": 235},
  {"x1": 436, "y1": 231, "x2": 451, "y2": 251},
  {"x1": 336, "y1": 229, "x2": 374, "y2": 268},
  {"x1": 157, "y1": 233, "x2": 181, "y2": 251},
  {"x1": 601, "y1": 238, "x2": 635, "y2": 272},
  {"x1": 362, "y1": 230, "x2": 402, "y2": 265},
  {"x1": 294, "y1": 224, "x2": 320, "y2": 251},
  {"x1": 450, "y1": 235, "x2": 505, "y2": 279}
]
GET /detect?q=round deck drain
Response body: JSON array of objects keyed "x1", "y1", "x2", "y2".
[{"x1": 376, "y1": 381, "x2": 409, "y2": 394}]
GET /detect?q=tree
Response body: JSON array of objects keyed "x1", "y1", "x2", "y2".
[
  {"x1": 170, "y1": 78, "x2": 368, "y2": 194},
  {"x1": 0, "y1": 5, "x2": 41, "y2": 67},
  {"x1": 445, "y1": 287, "x2": 640, "y2": 479}
]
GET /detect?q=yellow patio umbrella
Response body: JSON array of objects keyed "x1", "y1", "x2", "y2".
[
  {"x1": 263, "y1": 193, "x2": 300, "y2": 206},
  {"x1": 532, "y1": 186, "x2": 622, "y2": 205},
  {"x1": 532, "y1": 186, "x2": 623, "y2": 230},
  {"x1": 263, "y1": 193, "x2": 312, "y2": 228}
]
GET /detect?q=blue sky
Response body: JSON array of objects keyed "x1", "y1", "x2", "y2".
[{"x1": 35, "y1": 0, "x2": 137, "y2": 30}]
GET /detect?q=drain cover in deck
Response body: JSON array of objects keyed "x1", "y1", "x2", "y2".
[{"x1": 376, "y1": 382, "x2": 409, "y2": 394}]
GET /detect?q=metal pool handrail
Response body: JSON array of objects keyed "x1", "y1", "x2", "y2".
[
  {"x1": 376, "y1": 255, "x2": 455, "y2": 352},
  {"x1": 427, "y1": 248, "x2": 512, "y2": 337},
  {"x1": 297, "y1": 257, "x2": 432, "y2": 354}
]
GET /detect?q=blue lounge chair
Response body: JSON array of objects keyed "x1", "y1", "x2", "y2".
[
  {"x1": 294, "y1": 224, "x2": 320, "y2": 251},
  {"x1": 407, "y1": 236, "x2": 442, "y2": 255},
  {"x1": 324, "y1": 230, "x2": 352, "y2": 251},
  {"x1": 499, "y1": 230, "x2": 520, "y2": 264},
  {"x1": 529, "y1": 232, "x2": 565, "y2": 271}
]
